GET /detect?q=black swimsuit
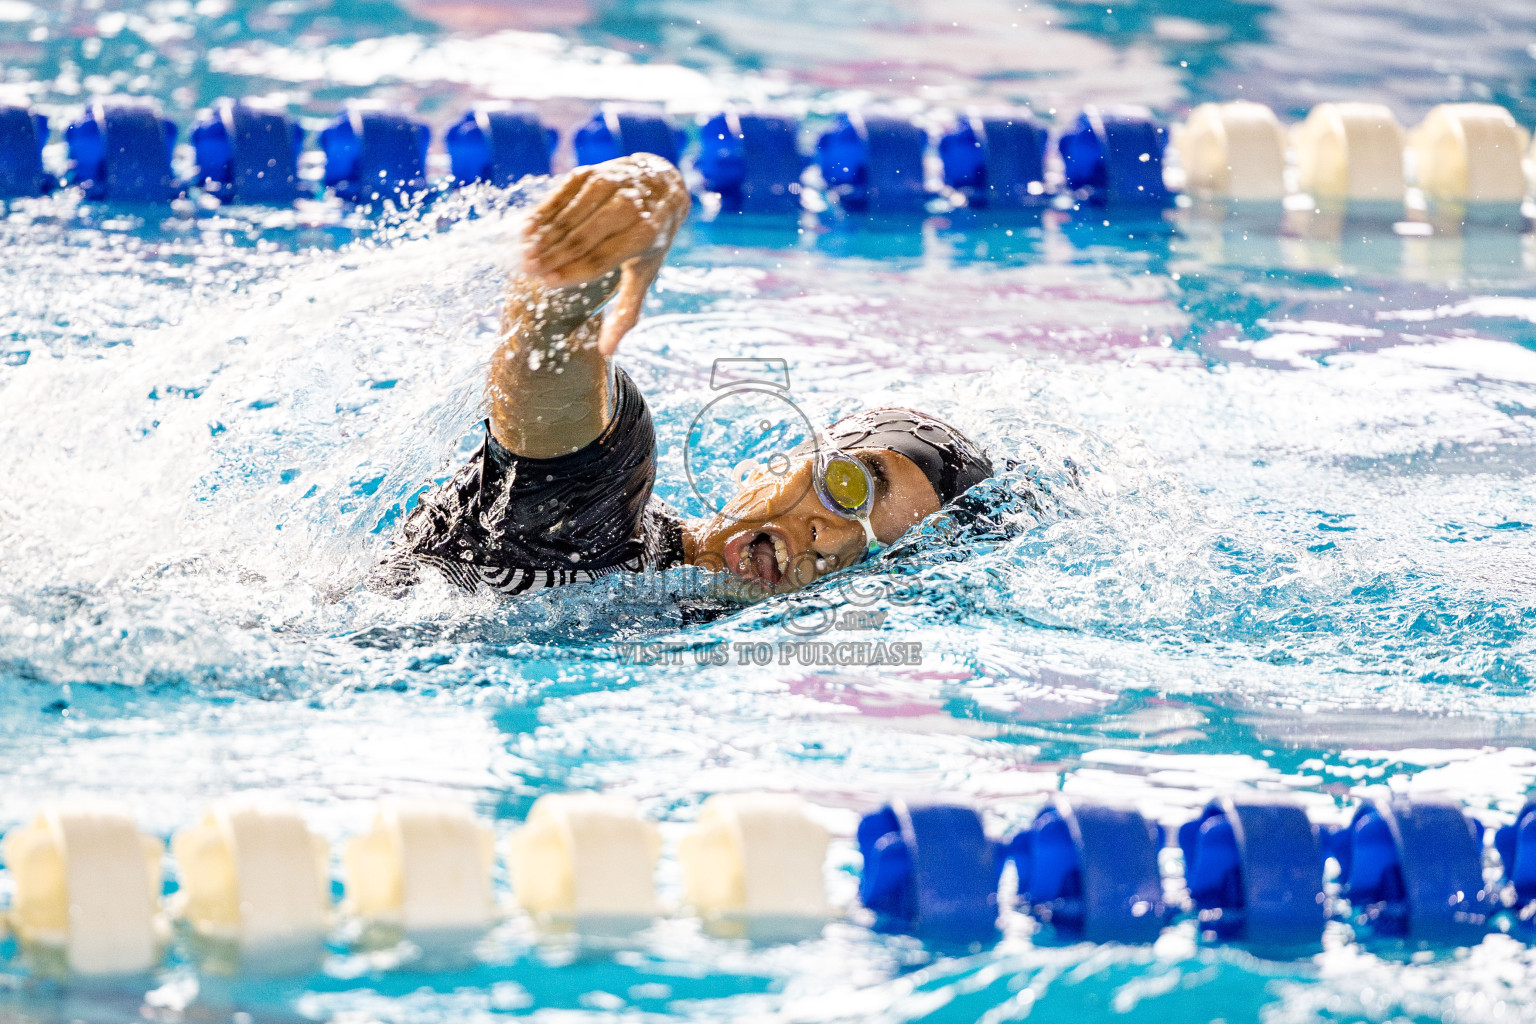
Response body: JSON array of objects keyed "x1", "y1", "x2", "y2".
[{"x1": 370, "y1": 367, "x2": 686, "y2": 596}]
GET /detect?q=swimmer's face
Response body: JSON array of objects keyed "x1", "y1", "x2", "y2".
[{"x1": 685, "y1": 447, "x2": 941, "y2": 595}]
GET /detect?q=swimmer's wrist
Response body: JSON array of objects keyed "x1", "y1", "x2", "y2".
[
  {"x1": 513, "y1": 268, "x2": 622, "y2": 335},
  {"x1": 555, "y1": 268, "x2": 623, "y2": 319}
]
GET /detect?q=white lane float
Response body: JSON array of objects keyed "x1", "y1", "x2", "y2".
[
  {"x1": 2, "y1": 802, "x2": 163, "y2": 974},
  {"x1": 171, "y1": 798, "x2": 329, "y2": 957},
  {"x1": 344, "y1": 799, "x2": 496, "y2": 935},
  {"x1": 1410, "y1": 102, "x2": 1530, "y2": 203},
  {"x1": 1293, "y1": 102, "x2": 1406, "y2": 201},
  {"x1": 508, "y1": 793, "x2": 660, "y2": 927},
  {"x1": 679, "y1": 793, "x2": 830, "y2": 936},
  {"x1": 1176, "y1": 101, "x2": 1288, "y2": 200}
]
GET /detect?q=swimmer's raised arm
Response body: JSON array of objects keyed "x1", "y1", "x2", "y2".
[{"x1": 487, "y1": 154, "x2": 688, "y2": 458}]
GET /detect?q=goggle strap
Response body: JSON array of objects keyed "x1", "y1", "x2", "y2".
[{"x1": 859, "y1": 516, "x2": 880, "y2": 561}]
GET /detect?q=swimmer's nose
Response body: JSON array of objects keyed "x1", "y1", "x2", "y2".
[
  {"x1": 729, "y1": 456, "x2": 815, "y2": 519},
  {"x1": 800, "y1": 516, "x2": 868, "y2": 574}
]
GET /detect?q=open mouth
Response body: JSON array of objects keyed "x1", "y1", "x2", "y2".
[{"x1": 732, "y1": 529, "x2": 789, "y2": 587}]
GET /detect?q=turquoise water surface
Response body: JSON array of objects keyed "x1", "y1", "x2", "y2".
[{"x1": 4, "y1": 1, "x2": 1536, "y2": 1021}]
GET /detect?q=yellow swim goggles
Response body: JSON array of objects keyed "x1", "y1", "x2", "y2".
[{"x1": 812, "y1": 449, "x2": 882, "y2": 561}]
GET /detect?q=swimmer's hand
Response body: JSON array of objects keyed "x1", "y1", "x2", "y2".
[{"x1": 521, "y1": 154, "x2": 689, "y2": 356}]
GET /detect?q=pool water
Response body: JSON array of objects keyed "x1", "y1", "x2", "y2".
[{"x1": 5, "y1": 1, "x2": 1536, "y2": 1021}]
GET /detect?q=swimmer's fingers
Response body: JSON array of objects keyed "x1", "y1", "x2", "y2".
[
  {"x1": 529, "y1": 194, "x2": 644, "y2": 282},
  {"x1": 520, "y1": 170, "x2": 593, "y2": 259},
  {"x1": 539, "y1": 210, "x2": 663, "y2": 288},
  {"x1": 525, "y1": 175, "x2": 621, "y2": 265},
  {"x1": 523, "y1": 167, "x2": 590, "y2": 236},
  {"x1": 597, "y1": 250, "x2": 666, "y2": 356},
  {"x1": 537, "y1": 175, "x2": 687, "y2": 284},
  {"x1": 537, "y1": 219, "x2": 657, "y2": 291},
  {"x1": 524, "y1": 174, "x2": 623, "y2": 272}
]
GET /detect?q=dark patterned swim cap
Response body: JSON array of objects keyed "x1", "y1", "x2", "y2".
[{"x1": 801, "y1": 408, "x2": 993, "y2": 505}]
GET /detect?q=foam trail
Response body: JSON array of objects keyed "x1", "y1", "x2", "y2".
[{"x1": 0, "y1": 191, "x2": 545, "y2": 685}]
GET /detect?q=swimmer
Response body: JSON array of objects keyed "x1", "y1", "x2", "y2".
[{"x1": 373, "y1": 154, "x2": 991, "y2": 597}]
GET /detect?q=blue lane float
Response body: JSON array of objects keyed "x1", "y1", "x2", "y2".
[
  {"x1": 1496, "y1": 801, "x2": 1536, "y2": 918},
  {"x1": 939, "y1": 113, "x2": 1050, "y2": 209},
  {"x1": 695, "y1": 112, "x2": 805, "y2": 214},
  {"x1": 445, "y1": 106, "x2": 557, "y2": 187},
  {"x1": 191, "y1": 99, "x2": 302, "y2": 205},
  {"x1": 1058, "y1": 105, "x2": 1172, "y2": 207},
  {"x1": 1331, "y1": 797, "x2": 1494, "y2": 941},
  {"x1": 320, "y1": 105, "x2": 430, "y2": 204},
  {"x1": 1005, "y1": 797, "x2": 1166, "y2": 943},
  {"x1": 817, "y1": 112, "x2": 931, "y2": 215},
  {"x1": 25, "y1": 96, "x2": 1536, "y2": 226},
  {"x1": 856, "y1": 801, "x2": 1000, "y2": 943},
  {"x1": 0, "y1": 105, "x2": 49, "y2": 198},
  {"x1": 573, "y1": 108, "x2": 686, "y2": 167},
  {"x1": 1179, "y1": 795, "x2": 1326, "y2": 946},
  {"x1": 65, "y1": 101, "x2": 178, "y2": 202}
]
